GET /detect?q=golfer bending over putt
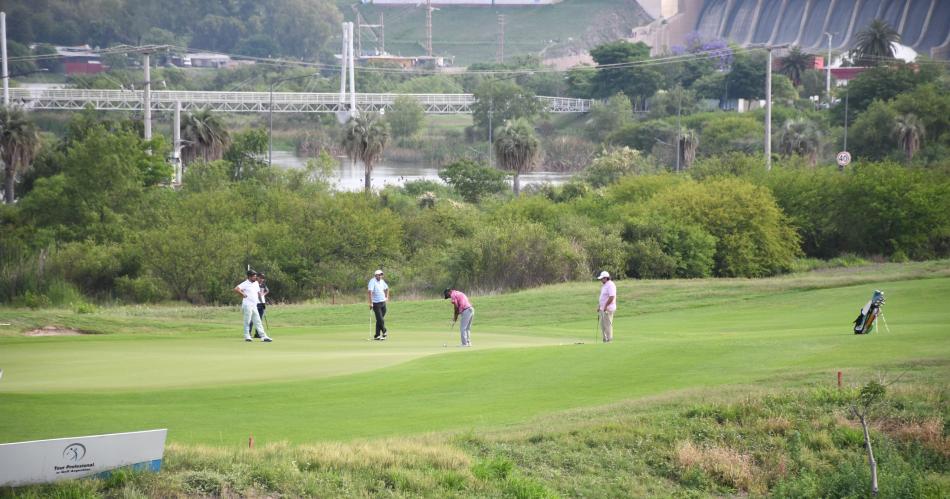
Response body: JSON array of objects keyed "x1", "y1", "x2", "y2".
[
  {"x1": 444, "y1": 288, "x2": 474, "y2": 347},
  {"x1": 235, "y1": 270, "x2": 272, "y2": 342}
]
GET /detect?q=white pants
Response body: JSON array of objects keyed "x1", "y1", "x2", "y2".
[
  {"x1": 599, "y1": 310, "x2": 614, "y2": 342},
  {"x1": 243, "y1": 303, "x2": 268, "y2": 339},
  {"x1": 459, "y1": 307, "x2": 474, "y2": 346}
]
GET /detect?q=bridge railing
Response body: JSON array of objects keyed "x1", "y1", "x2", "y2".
[{"x1": 9, "y1": 88, "x2": 591, "y2": 113}]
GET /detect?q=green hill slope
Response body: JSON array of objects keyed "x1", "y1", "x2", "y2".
[{"x1": 343, "y1": 0, "x2": 651, "y2": 65}]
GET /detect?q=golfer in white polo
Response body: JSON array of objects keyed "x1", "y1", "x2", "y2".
[
  {"x1": 596, "y1": 270, "x2": 616, "y2": 343},
  {"x1": 235, "y1": 270, "x2": 272, "y2": 342}
]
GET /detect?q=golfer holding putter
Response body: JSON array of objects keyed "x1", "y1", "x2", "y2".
[
  {"x1": 368, "y1": 269, "x2": 389, "y2": 340},
  {"x1": 234, "y1": 270, "x2": 272, "y2": 342},
  {"x1": 444, "y1": 288, "x2": 474, "y2": 347},
  {"x1": 597, "y1": 271, "x2": 616, "y2": 343}
]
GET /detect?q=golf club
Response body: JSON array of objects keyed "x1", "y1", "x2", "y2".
[{"x1": 596, "y1": 313, "x2": 600, "y2": 342}]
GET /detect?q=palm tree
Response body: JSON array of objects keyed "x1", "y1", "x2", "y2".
[
  {"x1": 893, "y1": 113, "x2": 924, "y2": 162},
  {"x1": 493, "y1": 119, "x2": 539, "y2": 196},
  {"x1": 0, "y1": 106, "x2": 41, "y2": 204},
  {"x1": 853, "y1": 19, "x2": 900, "y2": 66},
  {"x1": 779, "y1": 46, "x2": 811, "y2": 86},
  {"x1": 341, "y1": 113, "x2": 390, "y2": 193},
  {"x1": 677, "y1": 128, "x2": 699, "y2": 171},
  {"x1": 778, "y1": 118, "x2": 821, "y2": 166},
  {"x1": 180, "y1": 109, "x2": 230, "y2": 167}
]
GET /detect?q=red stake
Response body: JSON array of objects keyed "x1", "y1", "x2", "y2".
[
  {"x1": 249, "y1": 434, "x2": 254, "y2": 448},
  {"x1": 837, "y1": 371, "x2": 842, "y2": 388}
]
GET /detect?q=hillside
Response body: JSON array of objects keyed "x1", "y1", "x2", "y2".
[{"x1": 344, "y1": 0, "x2": 652, "y2": 66}]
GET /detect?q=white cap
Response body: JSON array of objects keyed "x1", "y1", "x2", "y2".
[
  {"x1": 597, "y1": 271, "x2": 610, "y2": 279},
  {"x1": 374, "y1": 269, "x2": 384, "y2": 275}
]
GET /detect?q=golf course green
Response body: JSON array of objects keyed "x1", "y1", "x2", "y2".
[{"x1": 1, "y1": 262, "x2": 948, "y2": 447}]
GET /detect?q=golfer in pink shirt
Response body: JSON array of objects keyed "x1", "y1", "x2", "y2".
[{"x1": 444, "y1": 288, "x2": 474, "y2": 347}]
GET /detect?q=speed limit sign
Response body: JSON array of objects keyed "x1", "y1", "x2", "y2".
[{"x1": 836, "y1": 151, "x2": 852, "y2": 167}]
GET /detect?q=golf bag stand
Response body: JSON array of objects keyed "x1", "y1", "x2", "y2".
[{"x1": 853, "y1": 290, "x2": 885, "y2": 334}]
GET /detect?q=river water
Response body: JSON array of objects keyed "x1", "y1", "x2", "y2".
[{"x1": 269, "y1": 151, "x2": 574, "y2": 192}]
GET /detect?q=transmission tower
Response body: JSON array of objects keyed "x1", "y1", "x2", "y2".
[
  {"x1": 496, "y1": 14, "x2": 505, "y2": 63},
  {"x1": 351, "y1": 6, "x2": 385, "y2": 55}
]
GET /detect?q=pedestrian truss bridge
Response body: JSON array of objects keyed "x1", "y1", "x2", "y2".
[{"x1": 9, "y1": 88, "x2": 593, "y2": 114}]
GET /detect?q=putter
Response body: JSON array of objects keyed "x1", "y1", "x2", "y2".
[{"x1": 596, "y1": 313, "x2": 600, "y2": 342}]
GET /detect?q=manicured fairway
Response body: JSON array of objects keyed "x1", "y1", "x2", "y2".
[{"x1": 1, "y1": 263, "x2": 948, "y2": 446}]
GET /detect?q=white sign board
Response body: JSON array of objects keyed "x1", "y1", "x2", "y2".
[
  {"x1": 0, "y1": 429, "x2": 167, "y2": 487},
  {"x1": 836, "y1": 151, "x2": 852, "y2": 167}
]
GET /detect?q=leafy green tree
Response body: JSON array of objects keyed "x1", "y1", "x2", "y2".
[
  {"x1": 224, "y1": 128, "x2": 269, "y2": 180},
  {"x1": 565, "y1": 65, "x2": 596, "y2": 98},
  {"x1": 386, "y1": 96, "x2": 425, "y2": 140},
  {"x1": 893, "y1": 114, "x2": 925, "y2": 162},
  {"x1": 699, "y1": 115, "x2": 764, "y2": 157},
  {"x1": 586, "y1": 93, "x2": 633, "y2": 142},
  {"x1": 891, "y1": 83, "x2": 950, "y2": 144},
  {"x1": 640, "y1": 177, "x2": 801, "y2": 277},
  {"x1": 799, "y1": 69, "x2": 830, "y2": 99},
  {"x1": 778, "y1": 118, "x2": 822, "y2": 166},
  {"x1": 438, "y1": 159, "x2": 508, "y2": 203},
  {"x1": 5, "y1": 41, "x2": 38, "y2": 77},
  {"x1": 0, "y1": 106, "x2": 41, "y2": 204},
  {"x1": 778, "y1": 46, "x2": 812, "y2": 86},
  {"x1": 849, "y1": 100, "x2": 898, "y2": 161},
  {"x1": 691, "y1": 71, "x2": 727, "y2": 100},
  {"x1": 471, "y1": 80, "x2": 542, "y2": 140},
  {"x1": 832, "y1": 63, "x2": 933, "y2": 122},
  {"x1": 493, "y1": 119, "x2": 539, "y2": 196},
  {"x1": 852, "y1": 19, "x2": 900, "y2": 66},
  {"x1": 181, "y1": 110, "x2": 230, "y2": 167},
  {"x1": 648, "y1": 85, "x2": 700, "y2": 119},
  {"x1": 584, "y1": 147, "x2": 655, "y2": 187},
  {"x1": 589, "y1": 41, "x2": 662, "y2": 100},
  {"x1": 18, "y1": 126, "x2": 170, "y2": 242},
  {"x1": 726, "y1": 51, "x2": 768, "y2": 100},
  {"x1": 341, "y1": 113, "x2": 390, "y2": 193},
  {"x1": 191, "y1": 15, "x2": 246, "y2": 53}
]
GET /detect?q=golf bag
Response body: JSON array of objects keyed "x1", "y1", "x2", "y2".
[{"x1": 853, "y1": 290, "x2": 885, "y2": 334}]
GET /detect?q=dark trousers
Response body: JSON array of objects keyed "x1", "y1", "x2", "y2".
[
  {"x1": 250, "y1": 303, "x2": 266, "y2": 337},
  {"x1": 373, "y1": 302, "x2": 387, "y2": 338}
]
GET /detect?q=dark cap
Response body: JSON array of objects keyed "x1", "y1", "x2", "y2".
[
  {"x1": 246, "y1": 270, "x2": 257, "y2": 277},
  {"x1": 443, "y1": 288, "x2": 452, "y2": 299}
]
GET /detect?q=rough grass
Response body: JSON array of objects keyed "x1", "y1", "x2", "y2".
[{"x1": 4, "y1": 374, "x2": 946, "y2": 498}]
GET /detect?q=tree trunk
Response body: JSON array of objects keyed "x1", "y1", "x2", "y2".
[
  {"x1": 364, "y1": 161, "x2": 372, "y2": 193},
  {"x1": 857, "y1": 411, "x2": 879, "y2": 497},
  {"x1": 3, "y1": 161, "x2": 14, "y2": 204},
  {"x1": 513, "y1": 173, "x2": 520, "y2": 196}
]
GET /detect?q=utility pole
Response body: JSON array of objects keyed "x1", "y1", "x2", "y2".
[
  {"x1": 675, "y1": 93, "x2": 682, "y2": 172},
  {"x1": 825, "y1": 32, "x2": 833, "y2": 105},
  {"x1": 425, "y1": 0, "x2": 433, "y2": 57},
  {"x1": 1, "y1": 12, "x2": 8, "y2": 106},
  {"x1": 173, "y1": 100, "x2": 181, "y2": 185},
  {"x1": 348, "y1": 21, "x2": 356, "y2": 114},
  {"x1": 380, "y1": 13, "x2": 385, "y2": 54},
  {"x1": 765, "y1": 47, "x2": 772, "y2": 170},
  {"x1": 496, "y1": 15, "x2": 505, "y2": 63},
  {"x1": 143, "y1": 51, "x2": 152, "y2": 141}
]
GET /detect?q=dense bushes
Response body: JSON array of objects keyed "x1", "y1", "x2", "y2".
[{"x1": 2, "y1": 110, "x2": 949, "y2": 305}]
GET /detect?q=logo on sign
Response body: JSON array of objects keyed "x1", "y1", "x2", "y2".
[
  {"x1": 836, "y1": 151, "x2": 851, "y2": 167},
  {"x1": 63, "y1": 443, "x2": 86, "y2": 462}
]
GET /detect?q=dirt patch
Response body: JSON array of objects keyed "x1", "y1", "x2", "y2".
[{"x1": 24, "y1": 326, "x2": 88, "y2": 337}]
